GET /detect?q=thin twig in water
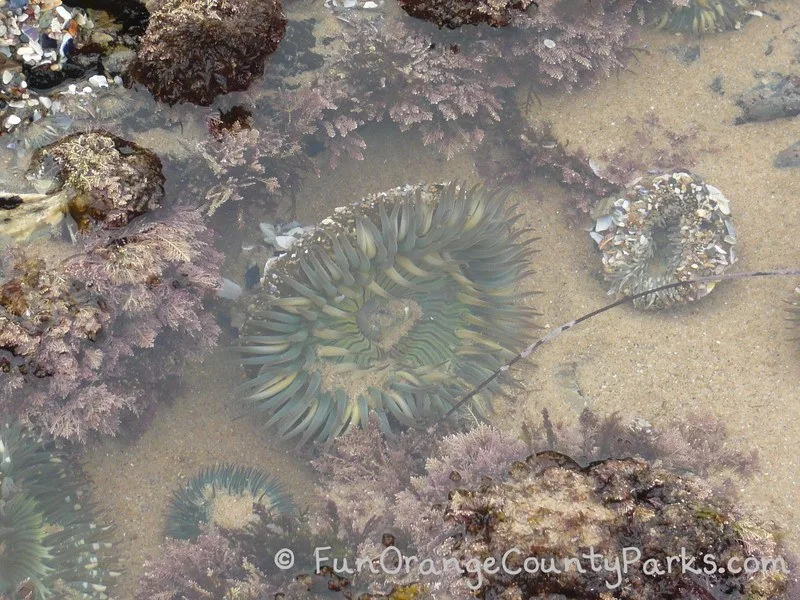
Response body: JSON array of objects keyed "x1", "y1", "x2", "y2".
[{"x1": 434, "y1": 268, "x2": 800, "y2": 426}]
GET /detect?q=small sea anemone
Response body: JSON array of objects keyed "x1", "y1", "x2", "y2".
[
  {"x1": 236, "y1": 182, "x2": 536, "y2": 445},
  {"x1": 91, "y1": 89, "x2": 138, "y2": 120},
  {"x1": 591, "y1": 171, "x2": 737, "y2": 309},
  {"x1": 0, "y1": 422, "x2": 119, "y2": 599},
  {"x1": 650, "y1": 0, "x2": 752, "y2": 33},
  {"x1": 165, "y1": 464, "x2": 294, "y2": 540},
  {"x1": 17, "y1": 114, "x2": 74, "y2": 152}
]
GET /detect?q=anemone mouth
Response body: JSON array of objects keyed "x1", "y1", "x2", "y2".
[
  {"x1": 592, "y1": 171, "x2": 736, "y2": 310},
  {"x1": 651, "y1": 0, "x2": 750, "y2": 33},
  {"x1": 235, "y1": 182, "x2": 538, "y2": 445},
  {"x1": 0, "y1": 423, "x2": 118, "y2": 599},
  {"x1": 165, "y1": 464, "x2": 294, "y2": 540}
]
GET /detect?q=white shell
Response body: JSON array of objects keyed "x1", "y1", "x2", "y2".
[
  {"x1": 3, "y1": 114, "x2": 21, "y2": 129},
  {"x1": 543, "y1": 39, "x2": 556, "y2": 49},
  {"x1": 89, "y1": 74, "x2": 109, "y2": 88},
  {"x1": 594, "y1": 215, "x2": 614, "y2": 232}
]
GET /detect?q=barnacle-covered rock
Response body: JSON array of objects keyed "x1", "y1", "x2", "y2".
[
  {"x1": 0, "y1": 422, "x2": 119, "y2": 599},
  {"x1": 165, "y1": 464, "x2": 294, "y2": 540},
  {"x1": 435, "y1": 451, "x2": 789, "y2": 598},
  {"x1": 236, "y1": 182, "x2": 537, "y2": 445},
  {"x1": 649, "y1": 0, "x2": 753, "y2": 33},
  {"x1": 132, "y1": 0, "x2": 287, "y2": 105},
  {"x1": 397, "y1": 0, "x2": 536, "y2": 28},
  {"x1": 27, "y1": 130, "x2": 163, "y2": 231},
  {"x1": 590, "y1": 171, "x2": 736, "y2": 310}
]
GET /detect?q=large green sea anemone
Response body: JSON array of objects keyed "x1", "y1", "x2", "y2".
[
  {"x1": 236, "y1": 182, "x2": 537, "y2": 445},
  {"x1": 0, "y1": 423, "x2": 119, "y2": 599},
  {"x1": 165, "y1": 464, "x2": 294, "y2": 540}
]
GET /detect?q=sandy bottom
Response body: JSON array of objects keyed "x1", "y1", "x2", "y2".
[{"x1": 81, "y1": 1, "x2": 800, "y2": 597}]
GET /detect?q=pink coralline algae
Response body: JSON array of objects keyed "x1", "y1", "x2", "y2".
[
  {"x1": 0, "y1": 208, "x2": 222, "y2": 443},
  {"x1": 299, "y1": 17, "x2": 513, "y2": 161},
  {"x1": 505, "y1": 0, "x2": 637, "y2": 90}
]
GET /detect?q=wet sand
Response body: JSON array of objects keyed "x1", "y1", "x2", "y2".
[{"x1": 82, "y1": 1, "x2": 800, "y2": 597}]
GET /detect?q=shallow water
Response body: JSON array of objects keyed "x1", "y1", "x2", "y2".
[{"x1": 3, "y1": 0, "x2": 800, "y2": 597}]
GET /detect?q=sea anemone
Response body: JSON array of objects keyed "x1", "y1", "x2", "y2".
[
  {"x1": 649, "y1": 0, "x2": 752, "y2": 33},
  {"x1": 91, "y1": 89, "x2": 139, "y2": 121},
  {"x1": 236, "y1": 182, "x2": 536, "y2": 445},
  {"x1": 0, "y1": 422, "x2": 119, "y2": 599},
  {"x1": 17, "y1": 114, "x2": 74, "y2": 152},
  {"x1": 165, "y1": 464, "x2": 294, "y2": 540},
  {"x1": 590, "y1": 171, "x2": 737, "y2": 309}
]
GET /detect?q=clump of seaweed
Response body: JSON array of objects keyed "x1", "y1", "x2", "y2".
[
  {"x1": 506, "y1": 0, "x2": 636, "y2": 90},
  {"x1": 165, "y1": 464, "x2": 294, "y2": 540},
  {"x1": 523, "y1": 408, "x2": 759, "y2": 479},
  {"x1": 235, "y1": 182, "x2": 536, "y2": 445},
  {"x1": 135, "y1": 530, "x2": 272, "y2": 600},
  {"x1": 0, "y1": 422, "x2": 120, "y2": 598},
  {"x1": 302, "y1": 17, "x2": 512, "y2": 161},
  {"x1": 197, "y1": 118, "x2": 309, "y2": 217},
  {"x1": 475, "y1": 120, "x2": 621, "y2": 217},
  {"x1": 132, "y1": 0, "x2": 286, "y2": 105},
  {"x1": 0, "y1": 208, "x2": 221, "y2": 443}
]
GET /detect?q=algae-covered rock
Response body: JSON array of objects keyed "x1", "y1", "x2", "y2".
[
  {"x1": 132, "y1": 0, "x2": 286, "y2": 105},
  {"x1": 29, "y1": 130, "x2": 163, "y2": 231},
  {"x1": 397, "y1": 0, "x2": 535, "y2": 28},
  {"x1": 436, "y1": 452, "x2": 790, "y2": 598}
]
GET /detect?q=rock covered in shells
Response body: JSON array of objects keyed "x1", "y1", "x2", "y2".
[
  {"x1": 29, "y1": 130, "x2": 163, "y2": 229},
  {"x1": 434, "y1": 451, "x2": 790, "y2": 599},
  {"x1": 397, "y1": 0, "x2": 534, "y2": 28},
  {"x1": 132, "y1": 0, "x2": 287, "y2": 105},
  {"x1": 590, "y1": 171, "x2": 736, "y2": 310}
]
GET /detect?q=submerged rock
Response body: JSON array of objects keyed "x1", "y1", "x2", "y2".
[
  {"x1": 397, "y1": 0, "x2": 535, "y2": 28},
  {"x1": 435, "y1": 452, "x2": 791, "y2": 599},
  {"x1": 132, "y1": 0, "x2": 286, "y2": 105},
  {"x1": 775, "y1": 141, "x2": 800, "y2": 169},
  {"x1": 735, "y1": 74, "x2": 800, "y2": 124},
  {"x1": 21, "y1": 130, "x2": 164, "y2": 234}
]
